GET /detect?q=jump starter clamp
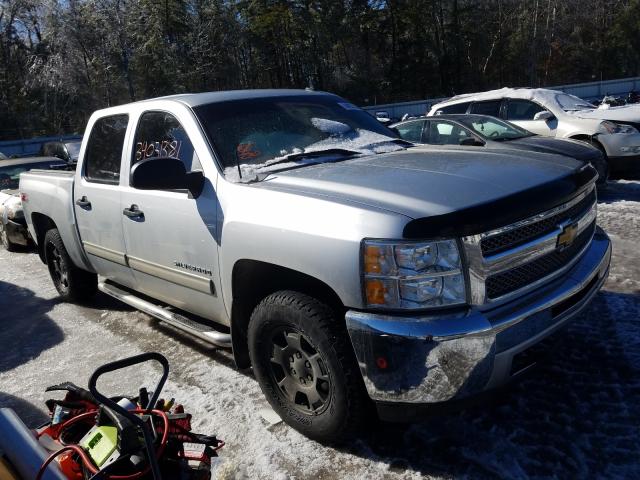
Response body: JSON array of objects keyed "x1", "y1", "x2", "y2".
[{"x1": 25, "y1": 352, "x2": 224, "y2": 480}]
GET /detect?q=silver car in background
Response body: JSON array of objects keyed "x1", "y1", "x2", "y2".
[{"x1": 428, "y1": 88, "x2": 640, "y2": 177}]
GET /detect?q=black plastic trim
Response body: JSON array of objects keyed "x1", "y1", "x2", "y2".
[{"x1": 403, "y1": 165, "x2": 597, "y2": 239}]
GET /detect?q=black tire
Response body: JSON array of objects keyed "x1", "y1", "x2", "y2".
[
  {"x1": 44, "y1": 228, "x2": 97, "y2": 302},
  {"x1": 248, "y1": 290, "x2": 369, "y2": 443},
  {"x1": 587, "y1": 140, "x2": 610, "y2": 187},
  {"x1": 0, "y1": 221, "x2": 17, "y2": 252}
]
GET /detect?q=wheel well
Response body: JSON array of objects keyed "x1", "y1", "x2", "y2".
[
  {"x1": 230, "y1": 260, "x2": 345, "y2": 369},
  {"x1": 569, "y1": 134, "x2": 606, "y2": 155},
  {"x1": 31, "y1": 213, "x2": 57, "y2": 263}
]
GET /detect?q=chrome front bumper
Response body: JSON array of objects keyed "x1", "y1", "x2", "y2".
[{"x1": 345, "y1": 228, "x2": 611, "y2": 405}]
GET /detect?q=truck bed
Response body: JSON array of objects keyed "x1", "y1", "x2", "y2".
[{"x1": 20, "y1": 169, "x2": 93, "y2": 272}]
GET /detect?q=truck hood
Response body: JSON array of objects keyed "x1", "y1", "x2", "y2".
[
  {"x1": 257, "y1": 147, "x2": 589, "y2": 221},
  {"x1": 567, "y1": 104, "x2": 640, "y2": 123},
  {"x1": 500, "y1": 136, "x2": 601, "y2": 161}
]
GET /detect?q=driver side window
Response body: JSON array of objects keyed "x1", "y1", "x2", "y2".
[{"x1": 132, "y1": 111, "x2": 201, "y2": 174}]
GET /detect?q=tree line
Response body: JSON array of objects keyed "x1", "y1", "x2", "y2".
[{"x1": 1, "y1": 0, "x2": 639, "y2": 140}]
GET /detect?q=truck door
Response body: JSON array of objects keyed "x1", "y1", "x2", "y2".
[
  {"x1": 120, "y1": 109, "x2": 226, "y2": 324},
  {"x1": 74, "y1": 114, "x2": 136, "y2": 287}
]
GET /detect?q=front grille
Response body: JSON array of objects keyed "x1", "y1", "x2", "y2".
[
  {"x1": 480, "y1": 189, "x2": 596, "y2": 257},
  {"x1": 485, "y1": 221, "x2": 595, "y2": 299}
]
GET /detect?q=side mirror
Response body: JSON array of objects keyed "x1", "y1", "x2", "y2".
[
  {"x1": 131, "y1": 157, "x2": 205, "y2": 198},
  {"x1": 459, "y1": 137, "x2": 485, "y2": 146},
  {"x1": 533, "y1": 110, "x2": 554, "y2": 121}
]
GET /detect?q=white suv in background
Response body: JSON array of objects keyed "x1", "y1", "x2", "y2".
[{"x1": 428, "y1": 87, "x2": 640, "y2": 178}]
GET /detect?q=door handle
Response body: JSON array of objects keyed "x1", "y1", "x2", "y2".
[
  {"x1": 75, "y1": 196, "x2": 91, "y2": 209},
  {"x1": 123, "y1": 204, "x2": 144, "y2": 219}
]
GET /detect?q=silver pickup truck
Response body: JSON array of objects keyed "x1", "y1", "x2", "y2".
[{"x1": 20, "y1": 89, "x2": 611, "y2": 443}]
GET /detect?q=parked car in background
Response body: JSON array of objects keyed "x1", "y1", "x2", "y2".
[
  {"x1": 390, "y1": 114, "x2": 609, "y2": 185},
  {"x1": 39, "y1": 140, "x2": 82, "y2": 163},
  {"x1": 428, "y1": 88, "x2": 640, "y2": 176},
  {"x1": 598, "y1": 94, "x2": 626, "y2": 107},
  {"x1": 627, "y1": 90, "x2": 640, "y2": 104},
  {"x1": 0, "y1": 157, "x2": 67, "y2": 250},
  {"x1": 374, "y1": 110, "x2": 393, "y2": 123}
]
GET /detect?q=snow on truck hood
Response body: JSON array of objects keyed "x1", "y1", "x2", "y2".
[{"x1": 255, "y1": 146, "x2": 586, "y2": 219}]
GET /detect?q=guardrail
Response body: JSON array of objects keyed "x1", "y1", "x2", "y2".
[{"x1": 0, "y1": 134, "x2": 82, "y2": 158}]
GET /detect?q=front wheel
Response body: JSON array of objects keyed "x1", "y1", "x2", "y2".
[
  {"x1": 592, "y1": 156, "x2": 610, "y2": 187},
  {"x1": 586, "y1": 140, "x2": 610, "y2": 187},
  {"x1": 44, "y1": 228, "x2": 97, "y2": 302},
  {"x1": 248, "y1": 291, "x2": 370, "y2": 443}
]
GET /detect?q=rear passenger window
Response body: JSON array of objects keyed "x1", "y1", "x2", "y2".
[
  {"x1": 470, "y1": 101, "x2": 502, "y2": 117},
  {"x1": 132, "y1": 111, "x2": 200, "y2": 174},
  {"x1": 84, "y1": 115, "x2": 129, "y2": 184},
  {"x1": 426, "y1": 121, "x2": 470, "y2": 145},
  {"x1": 435, "y1": 102, "x2": 470, "y2": 114}
]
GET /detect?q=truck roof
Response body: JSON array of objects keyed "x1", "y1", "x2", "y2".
[{"x1": 135, "y1": 89, "x2": 335, "y2": 108}]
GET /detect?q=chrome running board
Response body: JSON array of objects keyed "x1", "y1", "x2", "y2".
[{"x1": 98, "y1": 280, "x2": 232, "y2": 348}]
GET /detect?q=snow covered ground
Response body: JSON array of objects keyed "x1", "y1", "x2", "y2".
[{"x1": 1, "y1": 180, "x2": 639, "y2": 479}]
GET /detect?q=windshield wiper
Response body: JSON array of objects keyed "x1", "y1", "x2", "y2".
[
  {"x1": 233, "y1": 148, "x2": 364, "y2": 184},
  {"x1": 267, "y1": 147, "x2": 363, "y2": 168}
]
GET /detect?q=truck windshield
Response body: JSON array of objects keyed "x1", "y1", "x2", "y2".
[
  {"x1": 193, "y1": 95, "x2": 404, "y2": 181},
  {"x1": 0, "y1": 161, "x2": 60, "y2": 190},
  {"x1": 457, "y1": 117, "x2": 533, "y2": 141}
]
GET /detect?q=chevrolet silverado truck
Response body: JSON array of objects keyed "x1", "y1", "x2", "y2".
[{"x1": 20, "y1": 89, "x2": 611, "y2": 443}]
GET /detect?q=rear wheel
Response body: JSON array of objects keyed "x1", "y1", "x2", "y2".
[
  {"x1": 44, "y1": 228, "x2": 97, "y2": 302},
  {"x1": 248, "y1": 290, "x2": 369, "y2": 443}
]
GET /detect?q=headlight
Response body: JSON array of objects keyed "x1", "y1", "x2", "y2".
[
  {"x1": 362, "y1": 239, "x2": 466, "y2": 310},
  {"x1": 598, "y1": 121, "x2": 638, "y2": 134}
]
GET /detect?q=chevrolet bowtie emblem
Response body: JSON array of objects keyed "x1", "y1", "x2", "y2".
[{"x1": 557, "y1": 223, "x2": 579, "y2": 251}]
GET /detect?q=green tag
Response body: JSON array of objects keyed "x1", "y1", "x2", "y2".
[{"x1": 79, "y1": 426, "x2": 119, "y2": 467}]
